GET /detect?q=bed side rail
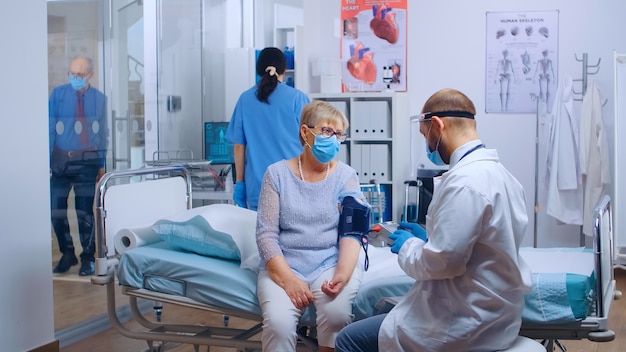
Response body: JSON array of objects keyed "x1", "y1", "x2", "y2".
[
  {"x1": 592, "y1": 194, "x2": 614, "y2": 320},
  {"x1": 93, "y1": 165, "x2": 192, "y2": 277}
]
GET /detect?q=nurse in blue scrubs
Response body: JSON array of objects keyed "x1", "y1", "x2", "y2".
[{"x1": 225, "y1": 47, "x2": 310, "y2": 210}]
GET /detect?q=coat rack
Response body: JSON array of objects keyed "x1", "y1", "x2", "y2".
[
  {"x1": 533, "y1": 53, "x2": 606, "y2": 248},
  {"x1": 571, "y1": 53, "x2": 607, "y2": 247},
  {"x1": 573, "y1": 53, "x2": 607, "y2": 105}
]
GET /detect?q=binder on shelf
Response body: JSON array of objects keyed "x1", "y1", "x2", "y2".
[
  {"x1": 368, "y1": 101, "x2": 391, "y2": 139},
  {"x1": 370, "y1": 144, "x2": 390, "y2": 182},
  {"x1": 359, "y1": 144, "x2": 371, "y2": 183},
  {"x1": 350, "y1": 101, "x2": 370, "y2": 139}
]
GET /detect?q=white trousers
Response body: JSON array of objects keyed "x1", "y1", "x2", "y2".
[{"x1": 257, "y1": 266, "x2": 363, "y2": 351}]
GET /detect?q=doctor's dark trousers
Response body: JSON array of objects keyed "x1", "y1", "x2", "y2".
[{"x1": 335, "y1": 313, "x2": 385, "y2": 351}]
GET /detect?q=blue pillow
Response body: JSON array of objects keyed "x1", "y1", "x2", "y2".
[{"x1": 152, "y1": 215, "x2": 240, "y2": 260}]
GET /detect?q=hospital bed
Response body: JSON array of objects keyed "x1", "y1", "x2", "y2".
[
  {"x1": 518, "y1": 194, "x2": 618, "y2": 350},
  {"x1": 92, "y1": 166, "x2": 619, "y2": 352},
  {"x1": 92, "y1": 165, "x2": 410, "y2": 351}
]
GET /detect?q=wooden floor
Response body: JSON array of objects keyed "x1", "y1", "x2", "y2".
[{"x1": 57, "y1": 269, "x2": 626, "y2": 352}]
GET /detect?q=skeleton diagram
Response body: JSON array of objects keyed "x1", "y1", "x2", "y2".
[
  {"x1": 494, "y1": 50, "x2": 515, "y2": 111},
  {"x1": 534, "y1": 49, "x2": 555, "y2": 102}
]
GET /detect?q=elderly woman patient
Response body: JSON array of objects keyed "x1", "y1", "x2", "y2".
[{"x1": 255, "y1": 100, "x2": 368, "y2": 352}]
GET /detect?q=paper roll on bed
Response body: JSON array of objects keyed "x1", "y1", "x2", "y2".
[{"x1": 114, "y1": 227, "x2": 161, "y2": 254}]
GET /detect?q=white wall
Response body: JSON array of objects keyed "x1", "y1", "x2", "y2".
[
  {"x1": 253, "y1": 0, "x2": 303, "y2": 48},
  {"x1": 0, "y1": 0, "x2": 57, "y2": 350},
  {"x1": 304, "y1": 0, "x2": 626, "y2": 247}
]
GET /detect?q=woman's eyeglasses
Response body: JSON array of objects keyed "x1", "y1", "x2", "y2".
[{"x1": 308, "y1": 126, "x2": 348, "y2": 142}]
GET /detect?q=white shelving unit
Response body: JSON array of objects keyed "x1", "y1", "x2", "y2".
[
  {"x1": 310, "y1": 92, "x2": 411, "y2": 222},
  {"x1": 274, "y1": 25, "x2": 304, "y2": 89}
]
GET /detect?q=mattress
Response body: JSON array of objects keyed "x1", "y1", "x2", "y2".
[
  {"x1": 118, "y1": 241, "x2": 262, "y2": 316},
  {"x1": 118, "y1": 242, "x2": 596, "y2": 326},
  {"x1": 117, "y1": 242, "x2": 407, "y2": 325},
  {"x1": 519, "y1": 247, "x2": 595, "y2": 324}
]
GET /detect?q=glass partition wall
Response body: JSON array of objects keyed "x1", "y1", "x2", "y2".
[
  {"x1": 48, "y1": 0, "x2": 207, "y2": 341},
  {"x1": 48, "y1": 0, "x2": 289, "y2": 344},
  {"x1": 48, "y1": 0, "x2": 111, "y2": 335}
]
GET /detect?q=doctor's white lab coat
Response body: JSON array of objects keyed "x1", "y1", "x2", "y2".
[
  {"x1": 378, "y1": 147, "x2": 532, "y2": 351},
  {"x1": 580, "y1": 80, "x2": 610, "y2": 235},
  {"x1": 542, "y1": 76, "x2": 584, "y2": 225}
]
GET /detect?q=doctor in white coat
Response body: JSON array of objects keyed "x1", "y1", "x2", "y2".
[{"x1": 335, "y1": 88, "x2": 532, "y2": 352}]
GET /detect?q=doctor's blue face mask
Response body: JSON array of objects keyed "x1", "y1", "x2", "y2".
[
  {"x1": 424, "y1": 122, "x2": 445, "y2": 166},
  {"x1": 416, "y1": 110, "x2": 475, "y2": 166},
  {"x1": 426, "y1": 141, "x2": 445, "y2": 166}
]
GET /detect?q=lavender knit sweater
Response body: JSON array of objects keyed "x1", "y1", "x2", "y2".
[{"x1": 256, "y1": 159, "x2": 364, "y2": 282}]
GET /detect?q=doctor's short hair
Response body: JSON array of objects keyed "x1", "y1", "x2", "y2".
[
  {"x1": 421, "y1": 88, "x2": 477, "y2": 128},
  {"x1": 299, "y1": 100, "x2": 349, "y2": 145},
  {"x1": 422, "y1": 88, "x2": 476, "y2": 115}
]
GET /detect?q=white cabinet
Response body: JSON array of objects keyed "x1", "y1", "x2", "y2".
[
  {"x1": 310, "y1": 92, "x2": 411, "y2": 222},
  {"x1": 274, "y1": 26, "x2": 304, "y2": 89}
]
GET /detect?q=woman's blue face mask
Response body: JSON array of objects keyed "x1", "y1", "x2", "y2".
[{"x1": 308, "y1": 129, "x2": 340, "y2": 163}]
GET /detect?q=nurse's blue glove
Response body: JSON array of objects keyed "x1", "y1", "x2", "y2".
[
  {"x1": 398, "y1": 221, "x2": 428, "y2": 242},
  {"x1": 233, "y1": 182, "x2": 247, "y2": 208}
]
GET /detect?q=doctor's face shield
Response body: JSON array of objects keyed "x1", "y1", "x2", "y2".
[
  {"x1": 412, "y1": 110, "x2": 476, "y2": 134},
  {"x1": 412, "y1": 113, "x2": 432, "y2": 137}
]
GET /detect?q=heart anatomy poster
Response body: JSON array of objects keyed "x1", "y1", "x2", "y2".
[
  {"x1": 341, "y1": 0, "x2": 407, "y2": 92},
  {"x1": 485, "y1": 10, "x2": 559, "y2": 113}
]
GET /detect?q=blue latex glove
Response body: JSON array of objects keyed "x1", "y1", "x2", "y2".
[
  {"x1": 388, "y1": 222, "x2": 428, "y2": 254},
  {"x1": 398, "y1": 221, "x2": 428, "y2": 242},
  {"x1": 233, "y1": 181, "x2": 247, "y2": 208},
  {"x1": 388, "y1": 230, "x2": 414, "y2": 254}
]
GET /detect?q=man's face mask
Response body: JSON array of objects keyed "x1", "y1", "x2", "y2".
[
  {"x1": 69, "y1": 75, "x2": 87, "y2": 91},
  {"x1": 425, "y1": 122, "x2": 445, "y2": 166}
]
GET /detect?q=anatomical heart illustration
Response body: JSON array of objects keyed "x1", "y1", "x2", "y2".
[
  {"x1": 347, "y1": 42, "x2": 377, "y2": 85},
  {"x1": 340, "y1": 0, "x2": 407, "y2": 92},
  {"x1": 370, "y1": 4, "x2": 398, "y2": 44}
]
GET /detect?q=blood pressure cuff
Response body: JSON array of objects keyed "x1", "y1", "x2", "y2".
[
  {"x1": 338, "y1": 196, "x2": 371, "y2": 270},
  {"x1": 339, "y1": 196, "x2": 371, "y2": 237}
]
